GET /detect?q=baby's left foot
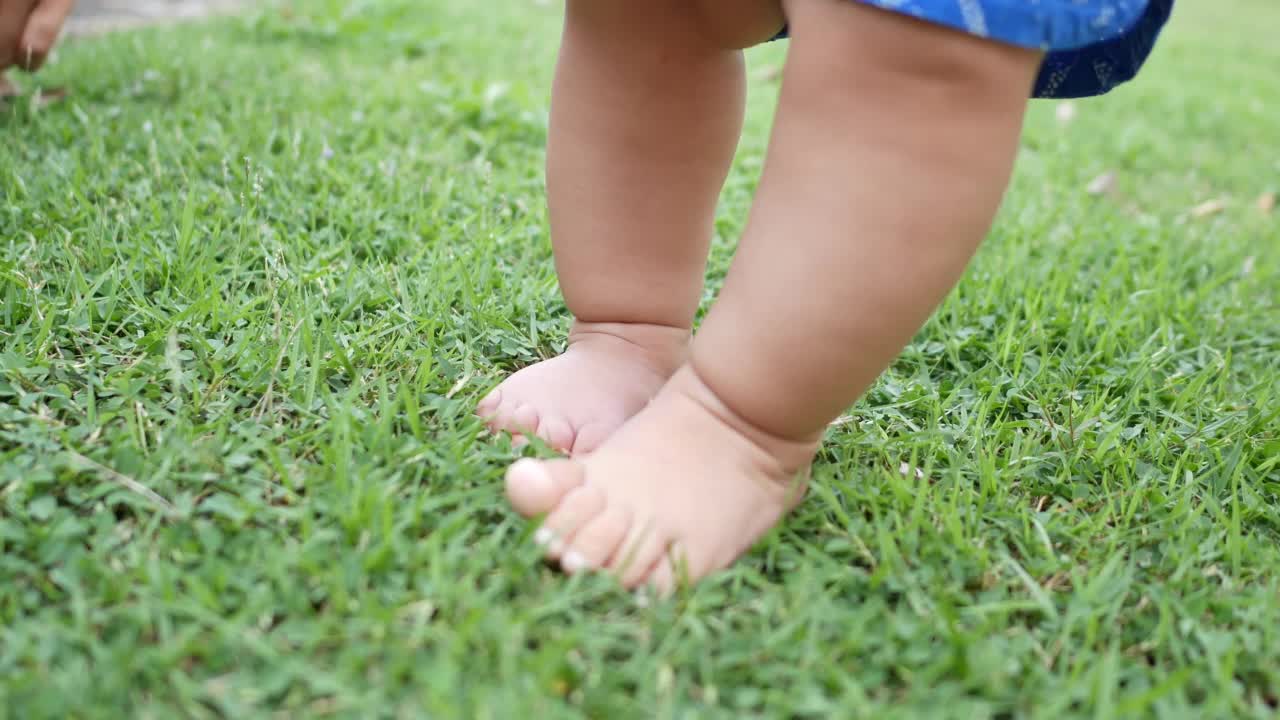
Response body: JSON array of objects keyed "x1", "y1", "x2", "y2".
[{"x1": 504, "y1": 365, "x2": 819, "y2": 592}]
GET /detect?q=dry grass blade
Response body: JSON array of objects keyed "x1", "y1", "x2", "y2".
[
  {"x1": 67, "y1": 450, "x2": 179, "y2": 517},
  {"x1": 445, "y1": 373, "x2": 473, "y2": 399},
  {"x1": 1190, "y1": 198, "x2": 1227, "y2": 218},
  {"x1": 1258, "y1": 192, "x2": 1276, "y2": 214},
  {"x1": 1086, "y1": 171, "x2": 1117, "y2": 196}
]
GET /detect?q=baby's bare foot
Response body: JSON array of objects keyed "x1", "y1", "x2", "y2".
[
  {"x1": 477, "y1": 321, "x2": 688, "y2": 455},
  {"x1": 504, "y1": 365, "x2": 818, "y2": 592}
]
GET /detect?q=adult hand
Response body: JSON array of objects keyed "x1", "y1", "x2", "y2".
[{"x1": 1, "y1": 0, "x2": 76, "y2": 73}]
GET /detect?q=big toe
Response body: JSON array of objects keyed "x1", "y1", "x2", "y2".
[
  {"x1": 505, "y1": 458, "x2": 585, "y2": 518},
  {"x1": 475, "y1": 388, "x2": 502, "y2": 417}
]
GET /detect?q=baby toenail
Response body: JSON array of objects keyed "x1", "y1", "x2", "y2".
[
  {"x1": 510, "y1": 458, "x2": 550, "y2": 489},
  {"x1": 534, "y1": 527, "x2": 555, "y2": 546},
  {"x1": 548, "y1": 538, "x2": 565, "y2": 555},
  {"x1": 561, "y1": 550, "x2": 589, "y2": 574}
]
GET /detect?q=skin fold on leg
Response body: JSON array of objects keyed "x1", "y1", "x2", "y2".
[{"x1": 506, "y1": 0, "x2": 1044, "y2": 591}]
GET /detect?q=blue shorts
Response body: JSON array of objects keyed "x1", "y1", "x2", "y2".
[{"x1": 771, "y1": 0, "x2": 1174, "y2": 99}]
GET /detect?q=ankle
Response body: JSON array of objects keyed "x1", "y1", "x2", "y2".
[
  {"x1": 567, "y1": 320, "x2": 691, "y2": 374},
  {"x1": 665, "y1": 364, "x2": 822, "y2": 475}
]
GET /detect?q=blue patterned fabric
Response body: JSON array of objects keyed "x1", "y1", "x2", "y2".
[{"x1": 771, "y1": 0, "x2": 1174, "y2": 98}]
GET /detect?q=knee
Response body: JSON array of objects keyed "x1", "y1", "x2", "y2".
[
  {"x1": 562, "y1": 0, "x2": 783, "y2": 58},
  {"x1": 564, "y1": 0, "x2": 778, "y2": 52},
  {"x1": 687, "y1": 0, "x2": 786, "y2": 51}
]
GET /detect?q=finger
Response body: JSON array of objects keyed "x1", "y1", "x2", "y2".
[
  {"x1": 19, "y1": 0, "x2": 75, "y2": 71},
  {"x1": 0, "y1": 0, "x2": 40, "y2": 71}
]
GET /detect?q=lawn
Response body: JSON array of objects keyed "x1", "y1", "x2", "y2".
[{"x1": 1, "y1": 1, "x2": 1278, "y2": 717}]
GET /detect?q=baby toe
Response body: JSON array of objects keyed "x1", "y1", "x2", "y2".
[
  {"x1": 570, "y1": 421, "x2": 613, "y2": 456},
  {"x1": 645, "y1": 556, "x2": 678, "y2": 597},
  {"x1": 492, "y1": 404, "x2": 540, "y2": 448},
  {"x1": 609, "y1": 522, "x2": 669, "y2": 589},
  {"x1": 509, "y1": 404, "x2": 540, "y2": 436},
  {"x1": 560, "y1": 505, "x2": 632, "y2": 575},
  {"x1": 646, "y1": 538, "x2": 701, "y2": 597},
  {"x1": 475, "y1": 388, "x2": 502, "y2": 417},
  {"x1": 505, "y1": 458, "x2": 585, "y2": 519},
  {"x1": 536, "y1": 417, "x2": 577, "y2": 454},
  {"x1": 538, "y1": 484, "x2": 607, "y2": 561}
]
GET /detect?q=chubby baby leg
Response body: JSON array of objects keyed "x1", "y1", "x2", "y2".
[
  {"x1": 506, "y1": 0, "x2": 1043, "y2": 590},
  {"x1": 479, "y1": 0, "x2": 757, "y2": 453}
]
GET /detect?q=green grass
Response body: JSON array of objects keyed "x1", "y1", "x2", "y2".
[{"x1": 2, "y1": 1, "x2": 1278, "y2": 717}]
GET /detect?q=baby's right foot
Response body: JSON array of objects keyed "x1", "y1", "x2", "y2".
[{"x1": 476, "y1": 321, "x2": 688, "y2": 454}]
